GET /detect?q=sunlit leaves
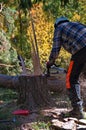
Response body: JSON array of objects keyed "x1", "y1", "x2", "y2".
[
  {"x1": 72, "y1": 12, "x2": 81, "y2": 21},
  {"x1": 0, "y1": 30, "x2": 18, "y2": 70},
  {"x1": 0, "y1": 0, "x2": 86, "y2": 74},
  {"x1": 27, "y1": 3, "x2": 54, "y2": 69},
  {"x1": 0, "y1": 30, "x2": 10, "y2": 52},
  {"x1": 78, "y1": 0, "x2": 86, "y2": 24},
  {"x1": 2, "y1": 7, "x2": 17, "y2": 35},
  {"x1": 57, "y1": 48, "x2": 71, "y2": 68}
]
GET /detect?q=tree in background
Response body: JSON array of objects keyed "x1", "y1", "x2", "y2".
[
  {"x1": 11, "y1": 0, "x2": 43, "y2": 75},
  {"x1": 0, "y1": 0, "x2": 86, "y2": 75},
  {"x1": 0, "y1": 0, "x2": 32, "y2": 75},
  {"x1": 0, "y1": 1, "x2": 19, "y2": 75}
]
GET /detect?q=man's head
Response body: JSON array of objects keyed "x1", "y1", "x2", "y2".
[{"x1": 54, "y1": 16, "x2": 69, "y2": 28}]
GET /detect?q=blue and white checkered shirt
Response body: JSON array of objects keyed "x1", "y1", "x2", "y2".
[{"x1": 49, "y1": 22, "x2": 86, "y2": 60}]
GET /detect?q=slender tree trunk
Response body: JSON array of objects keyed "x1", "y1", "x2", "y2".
[
  {"x1": 18, "y1": 55, "x2": 27, "y2": 75},
  {"x1": 29, "y1": 11, "x2": 42, "y2": 75}
]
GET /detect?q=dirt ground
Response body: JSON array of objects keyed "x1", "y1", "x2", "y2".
[{"x1": 0, "y1": 74, "x2": 86, "y2": 130}]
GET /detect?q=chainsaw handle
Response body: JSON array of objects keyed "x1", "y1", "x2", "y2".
[
  {"x1": 46, "y1": 63, "x2": 67, "y2": 76},
  {"x1": 53, "y1": 63, "x2": 60, "y2": 67},
  {"x1": 46, "y1": 63, "x2": 59, "y2": 77}
]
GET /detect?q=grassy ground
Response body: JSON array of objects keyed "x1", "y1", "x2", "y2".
[
  {"x1": 0, "y1": 88, "x2": 19, "y2": 130},
  {"x1": 0, "y1": 88, "x2": 52, "y2": 130},
  {"x1": 0, "y1": 88, "x2": 71, "y2": 130}
]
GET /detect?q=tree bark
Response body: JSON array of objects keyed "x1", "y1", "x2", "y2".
[
  {"x1": 17, "y1": 75, "x2": 51, "y2": 110},
  {"x1": 0, "y1": 74, "x2": 66, "y2": 110},
  {"x1": 47, "y1": 74, "x2": 66, "y2": 93},
  {"x1": 0, "y1": 74, "x2": 19, "y2": 89},
  {"x1": 0, "y1": 73, "x2": 86, "y2": 110},
  {"x1": 0, "y1": 74, "x2": 66, "y2": 92}
]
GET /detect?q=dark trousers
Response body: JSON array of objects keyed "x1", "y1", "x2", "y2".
[{"x1": 66, "y1": 46, "x2": 86, "y2": 109}]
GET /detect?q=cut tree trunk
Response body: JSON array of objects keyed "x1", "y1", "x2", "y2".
[
  {"x1": 0, "y1": 74, "x2": 66, "y2": 92},
  {"x1": 47, "y1": 74, "x2": 66, "y2": 93},
  {"x1": 0, "y1": 74, "x2": 66, "y2": 110},
  {"x1": 17, "y1": 75, "x2": 51, "y2": 110},
  {"x1": 0, "y1": 73, "x2": 86, "y2": 110}
]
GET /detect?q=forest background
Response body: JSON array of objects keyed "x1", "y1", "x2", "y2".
[
  {"x1": 0, "y1": 0, "x2": 86, "y2": 75},
  {"x1": 0, "y1": 1, "x2": 86, "y2": 129}
]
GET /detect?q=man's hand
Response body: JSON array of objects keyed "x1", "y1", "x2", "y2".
[
  {"x1": 46, "y1": 59, "x2": 55, "y2": 69},
  {"x1": 46, "y1": 59, "x2": 55, "y2": 76}
]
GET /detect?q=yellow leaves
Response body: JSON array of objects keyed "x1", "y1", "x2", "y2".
[
  {"x1": 27, "y1": 3, "x2": 54, "y2": 67},
  {"x1": 39, "y1": 43, "x2": 51, "y2": 58},
  {"x1": 0, "y1": 14, "x2": 4, "y2": 28},
  {"x1": 72, "y1": 12, "x2": 81, "y2": 21},
  {"x1": 38, "y1": 43, "x2": 52, "y2": 69},
  {"x1": 79, "y1": 2, "x2": 86, "y2": 24},
  {"x1": 57, "y1": 48, "x2": 71, "y2": 67}
]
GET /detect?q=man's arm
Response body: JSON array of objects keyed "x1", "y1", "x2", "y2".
[{"x1": 49, "y1": 28, "x2": 62, "y2": 63}]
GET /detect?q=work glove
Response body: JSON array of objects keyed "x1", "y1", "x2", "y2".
[
  {"x1": 46, "y1": 60, "x2": 55, "y2": 77},
  {"x1": 46, "y1": 59, "x2": 55, "y2": 69}
]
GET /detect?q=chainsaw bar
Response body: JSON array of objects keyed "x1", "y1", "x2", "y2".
[{"x1": 46, "y1": 64, "x2": 67, "y2": 77}]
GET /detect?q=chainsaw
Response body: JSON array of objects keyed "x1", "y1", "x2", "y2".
[{"x1": 46, "y1": 64, "x2": 67, "y2": 77}]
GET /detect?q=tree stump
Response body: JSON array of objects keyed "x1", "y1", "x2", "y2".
[{"x1": 17, "y1": 75, "x2": 51, "y2": 110}]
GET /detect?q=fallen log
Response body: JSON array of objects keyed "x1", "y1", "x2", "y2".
[
  {"x1": 0, "y1": 73, "x2": 85, "y2": 110},
  {"x1": 0, "y1": 74, "x2": 66, "y2": 92},
  {"x1": 0, "y1": 73, "x2": 66, "y2": 110},
  {"x1": 0, "y1": 74, "x2": 19, "y2": 89}
]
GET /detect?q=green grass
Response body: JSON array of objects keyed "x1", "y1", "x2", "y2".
[
  {"x1": 0, "y1": 88, "x2": 53, "y2": 130},
  {"x1": 0, "y1": 88, "x2": 69, "y2": 130},
  {"x1": 0, "y1": 88, "x2": 18, "y2": 102},
  {"x1": 0, "y1": 88, "x2": 19, "y2": 129},
  {"x1": 32, "y1": 121, "x2": 52, "y2": 130}
]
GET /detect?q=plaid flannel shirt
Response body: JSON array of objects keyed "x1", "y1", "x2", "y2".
[{"x1": 49, "y1": 22, "x2": 86, "y2": 60}]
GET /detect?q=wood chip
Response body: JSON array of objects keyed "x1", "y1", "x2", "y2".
[{"x1": 62, "y1": 120, "x2": 76, "y2": 130}]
